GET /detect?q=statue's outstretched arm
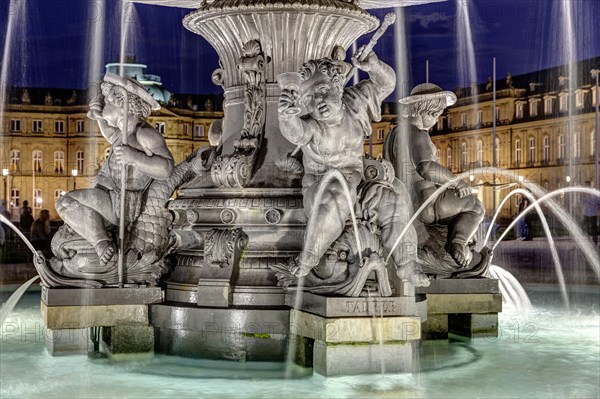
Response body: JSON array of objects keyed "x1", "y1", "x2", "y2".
[
  {"x1": 351, "y1": 48, "x2": 396, "y2": 100},
  {"x1": 278, "y1": 89, "x2": 312, "y2": 146}
]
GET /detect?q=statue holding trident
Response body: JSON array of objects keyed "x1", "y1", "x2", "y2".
[
  {"x1": 55, "y1": 73, "x2": 174, "y2": 281},
  {"x1": 277, "y1": 13, "x2": 430, "y2": 288}
]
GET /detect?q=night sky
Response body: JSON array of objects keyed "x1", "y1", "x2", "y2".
[{"x1": 0, "y1": 0, "x2": 599, "y2": 98}]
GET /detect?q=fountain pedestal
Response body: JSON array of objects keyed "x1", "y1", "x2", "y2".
[{"x1": 416, "y1": 279, "x2": 502, "y2": 339}]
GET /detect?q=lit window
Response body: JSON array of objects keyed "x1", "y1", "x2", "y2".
[
  {"x1": 76, "y1": 151, "x2": 84, "y2": 173},
  {"x1": 54, "y1": 151, "x2": 65, "y2": 174},
  {"x1": 558, "y1": 134, "x2": 565, "y2": 159},
  {"x1": 195, "y1": 125, "x2": 205, "y2": 138},
  {"x1": 530, "y1": 101, "x2": 538, "y2": 117},
  {"x1": 461, "y1": 142, "x2": 467, "y2": 166},
  {"x1": 591, "y1": 131, "x2": 596, "y2": 157},
  {"x1": 377, "y1": 128, "x2": 384, "y2": 140},
  {"x1": 32, "y1": 120, "x2": 43, "y2": 133},
  {"x1": 575, "y1": 92, "x2": 584, "y2": 108},
  {"x1": 461, "y1": 113, "x2": 467, "y2": 127},
  {"x1": 33, "y1": 189, "x2": 42, "y2": 209},
  {"x1": 10, "y1": 119, "x2": 21, "y2": 132},
  {"x1": 183, "y1": 124, "x2": 189, "y2": 136},
  {"x1": 55, "y1": 120, "x2": 64, "y2": 133},
  {"x1": 544, "y1": 98, "x2": 552, "y2": 114},
  {"x1": 76, "y1": 120, "x2": 85, "y2": 133},
  {"x1": 515, "y1": 103, "x2": 524, "y2": 119},
  {"x1": 32, "y1": 150, "x2": 43, "y2": 173},
  {"x1": 10, "y1": 149, "x2": 20, "y2": 172},
  {"x1": 155, "y1": 122, "x2": 165, "y2": 134},
  {"x1": 515, "y1": 139, "x2": 522, "y2": 164},
  {"x1": 11, "y1": 188, "x2": 20, "y2": 207},
  {"x1": 559, "y1": 94, "x2": 568, "y2": 112},
  {"x1": 446, "y1": 148, "x2": 452, "y2": 169},
  {"x1": 573, "y1": 131, "x2": 581, "y2": 158},
  {"x1": 494, "y1": 138, "x2": 500, "y2": 166},
  {"x1": 476, "y1": 140, "x2": 483, "y2": 166},
  {"x1": 543, "y1": 136, "x2": 550, "y2": 162},
  {"x1": 477, "y1": 110, "x2": 483, "y2": 125},
  {"x1": 528, "y1": 137, "x2": 535, "y2": 163}
]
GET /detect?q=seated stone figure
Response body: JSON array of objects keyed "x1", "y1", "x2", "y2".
[
  {"x1": 384, "y1": 83, "x2": 490, "y2": 277},
  {"x1": 56, "y1": 73, "x2": 174, "y2": 267},
  {"x1": 277, "y1": 47, "x2": 430, "y2": 287}
]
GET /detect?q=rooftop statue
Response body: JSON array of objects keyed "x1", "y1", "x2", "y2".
[{"x1": 384, "y1": 83, "x2": 491, "y2": 278}]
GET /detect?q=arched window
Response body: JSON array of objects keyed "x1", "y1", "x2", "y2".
[
  {"x1": 476, "y1": 140, "x2": 483, "y2": 166},
  {"x1": 435, "y1": 147, "x2": 441, "y2": 161},
  {"x1": 543, "y1": 135, "x2": 550, "y2": 163},
  {"x1": 32, "y1": 150, "x2": 43, "y2": 173},
  {"x1": 515, "y1": 139, "x2": 522, "y2": 165},
  {"x1": 528, "y1": 137, "x2": 535, "y2": 164},
  {"x1": 446, "y1": 147, "x2": 452, "y2": 169},
  {"x1": 54, "y1": 151, "x2": 65, "y2": 174},
  {"x1": 461, "y1": 142, "x2": 468, "y2": 167},
  {"x1": 10, "y1": 149, "x2": 20, "y2": 172}
]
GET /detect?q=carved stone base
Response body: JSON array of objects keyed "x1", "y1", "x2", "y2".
[
  {"x1": 416, "y1": 278, "x2": 502, "y2": 340},
  {"x1": 290, "y1": 309, "x2": 421, "y2": 376},
  {"x1": 151, "y1": 303, "x2": 290, "y2": 361}
]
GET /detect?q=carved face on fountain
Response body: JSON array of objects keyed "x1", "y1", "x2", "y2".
[{"x1": 300, "y1": 59, "x2": 346, "y2": 122}]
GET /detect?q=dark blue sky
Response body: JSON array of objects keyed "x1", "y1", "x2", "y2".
[{"x1": 1, "y1": 0, "x2": 599, "y2": 96}]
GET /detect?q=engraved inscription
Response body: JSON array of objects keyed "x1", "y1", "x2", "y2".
[{"x1": 345, "y1": 299, "x2": 397, "y2": 314}]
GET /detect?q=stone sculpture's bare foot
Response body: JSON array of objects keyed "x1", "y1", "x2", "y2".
[
  {"x1": 289, "y1": 257, "x2": 312, "y2": 278},
  {"x1": 96, "y1": 240, "x2": 116, "y2": 265},
  {"x1": 445, "y1": 242, "x2": 470, "y2": 268},
  {"x1": 397, "y1": 262, "x2": 431, "y2": 287}
]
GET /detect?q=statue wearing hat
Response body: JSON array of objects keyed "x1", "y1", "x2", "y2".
[
  {"x1": 385, "y1": 83, "x2": 490, "y2": 277},
  {"x1": 277, "y1": 46, "x2": 430, "y2": 287},
  {"x1": 55, "y1": 73, "x2": 174, "y2": 269}
]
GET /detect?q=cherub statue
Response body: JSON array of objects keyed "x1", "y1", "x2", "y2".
[
  {"x1": 278, "y1": 47, "x2": 429, "y2": 287},
  {"x1": 384, "y1": 83, "x2": 486, "y2": 271},
  {"x1": 56, "y1": 73, "x2": 174, "y2": 266}
]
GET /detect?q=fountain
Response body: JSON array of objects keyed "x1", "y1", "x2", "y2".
[{"x1": 0, "y1": 0, "x2": 599, "y2": 395}]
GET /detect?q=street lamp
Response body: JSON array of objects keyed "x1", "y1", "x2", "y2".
[
  {"x1": 71, "y1": 169, "x2": 78, "y2": 190},
  {"x1": 591, "y1": 69, "x2": 599, "y2": 190}
]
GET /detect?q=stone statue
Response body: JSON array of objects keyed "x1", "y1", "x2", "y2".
[
  {"x1": 384, "y1": 83, "x2": 491, "y2": 277},
  {"x1": 506, "y1": 72, "x2": 514, "y2": 89},
  {"x1": 67, "y1": 90, "x2": 77, "y2": 105},
  {"x1": 45, "y1": 92, "x2": 53, "y2": 106},
  {"x1": 486, "y1": 76, "x2": 493, "y2": 92},
  {"x1": 30, "y1": 73, "x2": 216, "y2": 288},
  {"x1": 277, "y1": 47, "x2": 429, "y2": 288},
  {"x1": 21, "y1": 89, "x2": 30, "y2": 104}
]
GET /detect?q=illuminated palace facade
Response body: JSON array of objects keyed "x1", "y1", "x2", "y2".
[{"x1": 429, "y1": 57, "x2": 600, "y2": 217}]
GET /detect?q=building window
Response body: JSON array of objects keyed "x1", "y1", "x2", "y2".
[
  {"x1": 436, "y1": 147, "x2": 441, "y2": 161},
  {"x1": 32, "y1": 120, "x2": 43, "y2": 133},
  {"x1": 76, "y1": 120, "x2": 85, "y2": 133},
  {"x1": 558, "y1": 134, "x2": 565, "y2": 160},
  {"x1": 76, "y1": 151, "x2": 85, "y2": 173},
  {"x1": 447, "y1": 116, "x2": 453, "y2": 129},
  {"x1": 559, "y1": 94, "x2": 568, "y2": 112},
  {"x1": 515, "y1": 103, "x2": 524, "y2": 119},
  {"x1": 461, "y1": 142, "x2": 467, "y2": 166},
  {"x1": 32, "y1": 150, "x2": 43, "y2": 173},
  {"x1": 10, "y1": 119, "x2": 21, "y2": 132},
  {"x1": 530, "y1": 101, "x2": 538, "y2": 117},
  {"x1": 544, "y1": 98, "x2": 552, "y2": 114},
  {"x1": 54, "y1": 189, "x2": 63, "y2": 203},
  {"x1": 591, "y1": 131, "x2": 596, "y2": 157},
  {"x1": 55, "y1": 120, "x2": 64, "y2": 133},
  {"x1": 54, "y1": 151, "x2": 65, "y2": 174},
  {"x1": 376, "y1": 128, "x2": 384, "y2": 140},
  {"x1": 543, "y1": 135, "x2": 550, "y2": 162},
  {"x1": 573, "y1": 131, "x2": 581, "y2": 158},
  {"x1": 495, "y1": 107, "x2": 500, "y2": 121},
  {"x1": 494, "y1": 138, "x2": 500, "y2": 166},
  {"x1": 476, "y1": 140, "x2": 483, "y2": 166},
  {"x1": 446, "y1": 148, "x2": 452, "y2": 169},
  {"x1": 575, "y1": 92, "x2": 584, "y2": 108},
  {"x1": 183, "y1": 124, "x2": 189, "y2": 136},
  {"x1": 528, "y1": 137, "x2": 535, "y2": 164},
  {"x1": 11, "y1": 188, "x2": 20, "y2": 207},
  {"x1": 515, "y1": 139, "x2": 522, "y2": 165},
  {"x1": 10, "y1": 149, "x2": 20, "y2": 172},
  {"x1": 155, "y1": 122, "x2": 165, "y2": 134},
  {"x1": 33, "y1": 189, "x2": 42, "y2": 209},
  {"x1": 461, "y1": 113, "x2": 467, "y2": 127},
  {"x1": 195, "y1": 125, "x2": 205, "y2": 138},
  {"x1": 477, "y1": 110, "x2": 483, "y2": 125},
  {"x1": 437, "y1": 117, "x2": 444, "y2": 131}
]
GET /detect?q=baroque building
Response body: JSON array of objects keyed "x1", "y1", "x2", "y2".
[{"x1": 429, "y1": 57, "x2": 600, "y2": 218}]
